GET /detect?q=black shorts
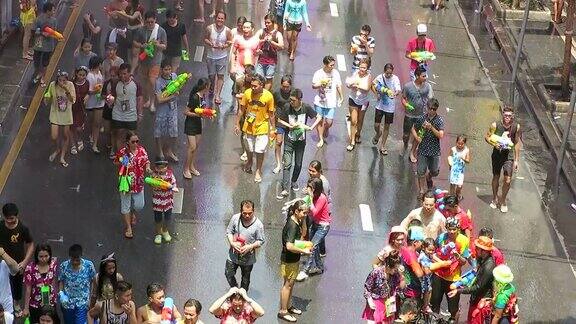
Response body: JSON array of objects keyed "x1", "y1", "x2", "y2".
[
  {"x1": 348, "y1": 97, "x2": 368, "y2": 110},
  {"x1": 184, "y1": 116, "x2": 202, "y2": 136},
  {"x1": 33, "y1": 50, "x2": 52, "y2": 70},
  {"x1": 286, "y1": 21, "x2": 302, "y2": 32},
  {"x1": 491, "y1": 150, "x2": 514, "y2": 176},
  {"x1": 375, "y1": 110, "x2": 394, "y2": 124},
  {"x1": 403, "y1": 115, "x2": 419, "y2": 136},
  {"x1": 103, "y1": 105, "x2": 113, "y2": 121},
  {"x1": 111, "y1": 119, "x2": 137, "y2": 130}
]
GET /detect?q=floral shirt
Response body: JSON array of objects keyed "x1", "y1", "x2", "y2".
[
  {"x1": 363, "y1": 267, "x2": 402, "y2": 300},
  {"x1": 151, "y1": 169, "x2": 176, "y2": 212},
  {"x1": 215, "y1": 301, "x2": 256, "y2": 324},
  {"x1": 116, "y1": 145, "x2": 150, "y2": 193},
  {"x1": 58, "y1": 258, "x2": 96, "y2": 308},
  {"x1": 23, "y1": 259, "x2": 58, "y2": 308}
]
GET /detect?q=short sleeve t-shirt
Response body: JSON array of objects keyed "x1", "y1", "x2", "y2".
[
  {"x1": 115, "y1": 145, "x2": 149, "y2": 193},
  {"x1": 400, "y1": 247, "x2": 422, "y2": 298},
  {"x1": 493, "y1": 283, "x2": 516, "y2": 309},
  {"x1": 155, "y1": 73, "x2": 178, "y2": 114},
  {"x1": 373, "y1": 74, "x2": 401, "y2": 113},
  {"x1": 135, "y1": 25, "x2": 168, "y2": 66},
  {"x1": 434, "y1": 233, "x2": 471, "y2": 282},
  {"x1": 278, "y1": 103, "x2": 317, "y2": 141},
  {"x1": 402, "y1": 81, "x2": 433, "y2": 118},
  {"x1": 111, "y1": 79, "x2": 142, "y2": 122},
  {"x1": 215, "y1": 301, "x2": 256, "y2": 324},
  {"x1": 0, "y1": 221, "x2": 33, "y2": 262},
  {"x1": 281, "y1": 217, "x2": 302, "y2": 263},
  {"x1": 86, "y1": 71, "x2": 105, "y2": 109},
  {"x1": 312, "y1": 68, "x2": 342, "y2": 109},
  {"x1": 58, "y1": 258, "x2": 96, "y2": 308},
  {"x1": 74, "y1": 52, "x2": 98, "y2": 70},
  {"x1": 351, "y1": 35, "x2": 375, "y2": 69},
  {"x1": 162, "y1": 21, "x2": 186, "y2": 57},
  {"x1": 240, "y1": 89, "x2": 275, "y2": 135},
  {"x1": 226, "y1": 214, "x2": 265, "y2": 266},
  {"x1": 405, "y1": 37, "x2": 436, "y2": 70},
  {"x1": 102, "y1": 56, "x2": 124, "y2": 80},
  {"x1": 414, "y1": 114, "x2": 444, "y2": 157},
  {"x1": 34, "y1": 15, "x2": 58, "y2": 52}
]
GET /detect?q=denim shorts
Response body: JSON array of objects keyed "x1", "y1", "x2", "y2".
[
  {"x1": 314, "y1": 105, "x2": 335, "y2": 119},
  {"x1": 256, "y1": 62, "x2": 276, "y2": 79},
  {"x1": 417, "y1": 155, "x2": 440, "y2": 177}
]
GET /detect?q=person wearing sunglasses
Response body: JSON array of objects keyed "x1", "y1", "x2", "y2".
[{"x1": 484, "y1": 106, "x2": 522, "y2": 213}]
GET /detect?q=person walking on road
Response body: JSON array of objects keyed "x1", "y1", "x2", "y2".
[
  {"x1": 272, "y1": 76, "x2": 293, "y2": 174},
  {"x1": 154, "y1": 60, "x2": 180, "y2": 162},
  {"x1": 345, "y1": 58, "x2": 372, "y2": 150},
  {"x1": 225, "y1": 200, "x2": 265, "y2": 292},
  {"x1": 114, "y1": 131, "x2": 152, "y2": 239},
  {"x1": 230, "y1": 21, "x2": 259, "y2": 81},
  {"x1": 255, "y1": 14, "x2": 284, "y2": 90},
  {"x1": 0, "y1": 203, "x2": 35, "y2": 318},
  {"x1": 372, "y1": 225, "x2": 406, "y2": 268},
  {"x1": 58, "y1": 244, "x2": 96, "y2": 324},
  {"x1": 282, "y1": 0, "x2": 312, "y2": 61},
  {"x1": 411, "y1": 98, "x2": 444, "y2": 195},
  {"x1": 184, "y1": 77, "x2": 211, "y2": 178},
  {"x1": 209, "y1": 287, "x2": 265, "y2": 323},
  {"x1": 32, "y1": 2, "x2": 57, "y2": 87},
  {"x1": 350, "y1": 24, "x2": 375, "y2": 72},
  {"x1": 151, "y1": 158, "x2": 177, "y2": 245},
  {"x1": 312, "y1": 56, "x2": 343, "y2": 148},
  {"x1": 44, "y1": 70, "x2": 76, "y2": 168},
  {"x1": 22, "y1": 244, "x2": 58, "y2": 323},
  {"x1": 19, "y1": 0, "x2": 37, "y2": 61},
  {"x1": 88, "y1": 281, "x2": 137, "y2": 324},
  {"x1": 71, "y1": 66, "x2": 89, "y2": 156},
  {"x1": 110, "y1": 63, "x2": 144, "y2": 151},
  {"x1": 278, "y1": 200, "x2": 310, "y2": 322},
  {"x1": 400, "y1": 190, "x2": 445, "y2": 240},
  {"x1": 161, "y1": 10, "x2": 189, "y2": 73},
  {"x1": 372, "y1": 63, "x2": 401, "y2": 156},
  {"x1": 93, "y1": 253, "x2": 124, "y2": 304},
  {"x1": 405, "y1": 24, "x2": 436, "y2": 80},
  {"x1": 86, "y1": 56, "x2": 106, "y2": 154},
  {"x1": 204, "y1": 10, "x2": 232, "y2": 106},
  {"x1": 0, "y1": 247, "x2": 20, "y2": 315},
  {"x1": 276, "y1": 88, "x2": 321, "y2": 199},
  {"x1": 181, "y1": 299, "x2": 204, "y2": 324},
  {"x1": 448, "y1": 135, "x2": 470, "y2": 200},
  {"x1": 136, "y1": 283, "x2": 181, "y2": 323},
  {"x1": 485, "y1": 106, "x2": 522, "y2": 213}
]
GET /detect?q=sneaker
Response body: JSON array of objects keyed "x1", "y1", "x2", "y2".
[
  {"x1": 154, "y1": 235, "x2": 162, "y2": 245},
  {"x1": 308, "y1": 268, "x2": 324, "y2": 275},
  {"x1": 273, "y1": 165, "x2": 282, "y2": 174},
  {"x1": 77, "y1": 141, "x2": 84, "y2": 151},
  {"x1": 162, "y1": 231, "x2": 172, "y2": 242},
  {"x1": 276, "y1": 190, "x2": 289, "y2": 200},
  {"x1": 70, "y1": 145, "x2": 78, "y2": 155},
  {"x1": 489, "y1": 201, "x2": 498, "y2": 209},
  {"x1": 291, "y1": 182, "x2": 300, "y2": 192},
  {"x1": 319, "y1": 253, "x2": 326, "y2": 258},
  {"x1": 500, "y1": 205, "x2": 508, "y2": 213},
  {"x1": 240, "y1": 152, "x2": 248, "y2": 161},
  {"x1": 295, "y1": 271, "x2": 308, "y2": 282}
]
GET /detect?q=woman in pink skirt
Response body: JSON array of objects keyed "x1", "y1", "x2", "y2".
[{"x1": 362, "y1": 250, "x2": 405, "y2": 323}]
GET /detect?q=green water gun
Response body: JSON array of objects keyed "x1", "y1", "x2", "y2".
[
  {"x1": 182, "y1": 49, "x2": 190, "y2": 61},
  {"x1": 138, "y1": 41, "x2": 155, "y2": 61},
  {"x1": 402, "y1": 98, "x2": 415, "y2": 112}
]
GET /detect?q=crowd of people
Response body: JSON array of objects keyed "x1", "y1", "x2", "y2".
[{"x1": 2, "y1": 0, "x2": 528, "y2": 323}]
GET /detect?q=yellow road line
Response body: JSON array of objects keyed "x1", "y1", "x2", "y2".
[{"x1": 0, "y1": 0, "x2": 87, "y2": 195}]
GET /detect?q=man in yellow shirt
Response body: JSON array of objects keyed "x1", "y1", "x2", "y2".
[{"x1": 235, "y1": 74, "x2": 275, "y2": 183}]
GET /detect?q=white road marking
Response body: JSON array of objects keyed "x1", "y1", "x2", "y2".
[
  {"x1": 428, "y1": 80, "x2": 437, "y2": 85},
  {"x1": 516, "y1": 176, "x2": 525, "y2": 180},
  {"x1": 336, "y1": 54, "x2": 347, "y2": 72},
  {"x1": 359, "y1": 204, "x2": 374, "y2": 232},
  {"x1": 193, "y1": 46, "x2": 204, "y2": 62},
  {"x1": 329, "y1": 3, "x2": 339, "y2": 17},
  {"x1": 433, "y1": 74, "x2": 438, "y2": 79},
  {"x1": 69, "y1": 184, "x2": 80, "y2": 192},
  {"x1": 172, "y1": 188, "x2": 184, "y2": 214},
  {"x1": 475, "y1": 186, "x2": 480, "y2": 192},
  {"x1": 47, "y1": 236, "x2": 64, "y2": 243},
  {"x1": 446, "y1": 107, "x2": 452, "y2": 113}
]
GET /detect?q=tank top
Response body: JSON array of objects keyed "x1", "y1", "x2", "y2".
[
  {"x1": 104, "y1": 299, "x2": 128, "y2": 324},
  {"x1": 493, "y1": 121, "x2": 518, "y2": 160},
  {"x1": 258, "y1": 29, "x2": 279, "y2": 65},
  {"x1": 207, "y1": 24, "x2": 229, "y2": 59}
]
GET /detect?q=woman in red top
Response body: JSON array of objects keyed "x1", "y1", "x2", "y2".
[
  {"x1": 296, "y1": 177, "x2": 331, "y2": 282},
  {"x1": 114, "y1": 131, "x2": 151, "y2": 239},
  {"x1": 22, "y1": 244, "x2": 58, "y2": 324}
]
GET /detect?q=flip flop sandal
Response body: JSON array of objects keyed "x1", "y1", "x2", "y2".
[
  {"x1": 214, "y1": 97, "x2": 222, "y2": 105},
  {"x1": 288, "y1": 307, "x2": 302, "y2": 315},
  {"x1": 49, "y1": 151, "x2": 59, "y2": 162},
  {"x1": 371, "y1": 137, "x2": 379, "y2": 145},
  {"x1": 277, "y1": 313, "x2": 297, "y2": 322},
  {"x1": 183, "y1": 171, "x2": 193, "y2": 179},
  {"x1": 60, "y1": 160, "x2": 69, "y2": 168},
  {"x1": 380, "y1": 149, "x2": 388, "y2": 156},
  {"x1": 124, "y1": 231, "x2": 134, "y2": 239},
  {"x1": 346, "y1": 144, "x2": 355, "y2": 151}
]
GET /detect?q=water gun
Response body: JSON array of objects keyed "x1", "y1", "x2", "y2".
[
  {"x1": 450, "y1": 268, "x2": 477, "y2": 290},
  {"x1": 162, "y1": 73, "x2": 192, "y2": 97},
  {"x1": 106, "y1": 94, "x2": 115, "y2": 106},
  {"x1": 58, "y1": 291, "x2": 69, "y2": 306},
  {"x1": 138, "y1": 41, "x2": 155, "y2": 61},
  {"x1": 234, "y1": 234, "x2": 246, "y2": 246},
  {"x1": 24, "y1": 317, "x2": 30, "y2": 324},
  {"x1": 408, "y1": 51, "x2": 436, "y2": 62},
  {"x1": 41, "y1": 285, "x2": 51, "y2": 306},
  {"x1": 145, "y1": 177, "x2": 173, "y2": 190},
  {"x1": 94, "y1": 84, "x2": 103, "y2": 100},
  {"x1": 161, "y1": 297, "x2": 175, "y2": 324},
  {"x1": 181, "y1": 49, "x2": 190, "y2": 61},
  {"x1": 43, "y1": 26, "x2": 64, "y2": 41},
  {"x1": 417, "y1": 127, "x2": 425, "y2": 139},
  {"x1": 350, "y1": 43, "x2": 359, "y2": 55},
  {"x1": 319, "y1": 78, "x2": 331, "y2": 87},
  {"x1": 294, "y1": 240, "x2": 313, "y2": 250},
  {"x1": 118, "y1": 155, "x2": 132, "y2": 193},
  {"x1": 379, "y1": 86, "x2": 395, "y2": 98},
  {"x1": 302, "y1": 195, "x2": 312, "y2": 206},
  {"x1": 471, "y1": 298, "x2": 493, "y2": 318},
  {"x1": 268, "y1": 130, "x2": 277, "y2": 148},
  {"x1": 488, "y1": 132, "x2": 514, "y2": 150},
  {"x1": 292, "y1": 125, "x2": 308, "y2": 138},
  {"x1": 440, "y1": 242, "x2": 456, "y2": 257},
  {"x1": 401, "y1": 98, "x2": 415, "y2": 111},
  {"x1": 194, "y1": 107, "x2": 217, "y2": 118}
]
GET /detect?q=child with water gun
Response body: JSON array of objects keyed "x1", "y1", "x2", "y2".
[
  {"x1": 150, "y1": 158, "x2": 177, "y2": 245},
  {"x1": 448, "y1": 134, "x2": 471, "y2": 199}
]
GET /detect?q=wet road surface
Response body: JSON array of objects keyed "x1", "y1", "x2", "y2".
[{"x1": 1, "y1": 0, "x2": 575, "y2": 322}]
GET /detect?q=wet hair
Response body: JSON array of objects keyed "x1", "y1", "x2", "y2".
[
  {"x1": 399, "y1": 298, "x2": 418, "y2": 316},
  {"x1": 502, "y1": 105, "x2": 514, "y2": 113},
  {"x1": 165, "y1": 9, "x2": 177, "y2": 19},
  {"x1": 146, "y1": 283, "x2": 164, "y2": 297},
  {"x1": 408, "y1": 219, "x2": 423, "y2": 228},
  {"x1": 115, "y1": 281, "x2": 132, "y2": 294},
  {"x1": 184, "y1": 299, "x2": 202, "y2": 313},
  {"x1": 309, "y1": 160, "x2": 323, "y2": 173},
  {"x1": 125, "y1": 130, "x2": 138, "y2": 142},
  {"x1": 280, "y1": 75, "x2": 293, "y2": 85},
  {"x1": 2, "y1": 203, "x2": 18, "y2": 217},
  {"x1": 444, "y1": 194, "x2": 459, "y2": 208},
  {"x1": 287, "y1": 200, "x2": 308, "y2": 219},
  {"x1": 456, "y1": 134, "x2": 467, "y2": 144},
  {"x1": 415, "y1": 66, "x2": 427, "y2": 77},
  {"x1": 384, "y1": 250, "x2": 401, "y2": 269},
  {"x1": 422, "y1": 190, "x2": 435, "y2": 201},
  {"x1": 118, "y1": 63, "x2": 131, "y2": 74},
  {"x1": 244, "y1": 64, "x2": 255, "y2": 77},
  {"x1": 388, "y1": 231, "x2": 405, "y2": 245},
  {"x1": 80, "y1": 38, "x2": 92, "y2": 49},
  {"x1": 108, "y1": 66, "x2": 120, "y2": 78},
  {"x1": 144, "y1": 10, "x2": 157, "y2": 20},
  {"x1": 160, "y1": 59, "x2": 172, "y2": 69},
  {"x1": 236, "y1": 16, "x2": 247, "y2": 25},
  {"x1": 229, "y1": 292, "x2": 246, "y2": 302},
  {"x1": 43, "y1": 2, "x2": 55, "y2": 13},
  {"x1": 88, "y1": 56, "x2": 103, "y2": 70},
  {"x1": 34, "y1": 243, "x2": 53, "y2": 264},
  {"x1": 479, "y1": 227, "x2": 494, "y2": 239},
  {"x1": 358, "y1": 57, "x2": 371, "y2": 69},
  {"x1": 252, "y1": 73, "x2": 265, "y2": 85},
  {"x1": 422, "y1": 238, "x2": 436, "y2": 250},
  {"x1": 361, "y1": 24, "x2": 372, "y2": 34},
  {"x1": 263, "y1": 13, "x2": 276, "y2": 23},
  {"x1": 290, "y1": 88, "x2": 303, "y2": 100},
  {"x1": 384, "y1": 63, "x2": 394, "y2": 72},
  {"x1": 97, "y1": 254, "x2": 119, "y2": 299},
  {"x1": 68, "y1": 244, "x2": 83, "y2": 258},
  {"x1": 39, "y1": 306, "x2": 60, "y2": 324},
  {"x1": 215, "y1": 10, "x2": 226, "y2": 19},
  {"x1": 307, "y1": 178, "x2": 324, "y2": 199},
  {"x1": 323, "y1": 55, "x2": 335, "y2": 66},
  {"x1": 240, "y1": 200, "x2": 255, "y2": 211},
  {"x1": 191, "y1": 77, "x2": 210, "y2": 94},
  {"x1": 428, "y1": 98, "x2": 439, "y2": 110}
]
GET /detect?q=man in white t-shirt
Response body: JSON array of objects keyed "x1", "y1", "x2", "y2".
[
  {"x1": 312, "y1": 55, "x2": 343, "y2": 148},
  {"x1": 372, "y1": 63, "x2": 401, "y2": 155},
  {"x1": 0, "y1": 247, "x2": 19, "y2": 314},
  {"x1": 400, "y1": 190, "x2": 446, "y2": 240}
]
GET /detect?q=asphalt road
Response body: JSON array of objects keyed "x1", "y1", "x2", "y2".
[{"x1": 0, "y1": 0, "x2": 575, "y2": 322}]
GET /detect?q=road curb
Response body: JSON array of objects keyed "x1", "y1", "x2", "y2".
[{"x1": 482, "y1": 2, "x2": 576, "y2": 196}]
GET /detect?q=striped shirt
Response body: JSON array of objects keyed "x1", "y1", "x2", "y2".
[{"x1": 351, "y1": 35, "x2": 375, "y2": 69}]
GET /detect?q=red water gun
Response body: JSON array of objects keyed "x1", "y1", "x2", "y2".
[{"x1": 43, "y1": 26, "x2": 64, "y2": 41}]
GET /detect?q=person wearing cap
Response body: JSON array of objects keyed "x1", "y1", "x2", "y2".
[
  {"x1": 448, "y1": 236, "x2": 496, "y2": 323},
  {"x1": 430, "y1": 217, "x2": 471, "y2": 322},
  {"x1": 372, "y1": 225, "x2": 406, "y2": 268},
  {"x1": 404, "y1": 24, "x2": 436, "y2": 81},
  {"x1": 400, "y1": 190, "x2": 445, "y2": 240},
  {"x1": 102, "y1": 43, "x2": 124, "y2": 81},
  {"x1": 491, "y1": 265, "x2": 517, "y2": 324},
  {"x1": 151, "y1": 157, "x2": 177, "y2": 244},
  {"x1": 399, "y1": 226, "x2": 425, "y2": 302}
]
